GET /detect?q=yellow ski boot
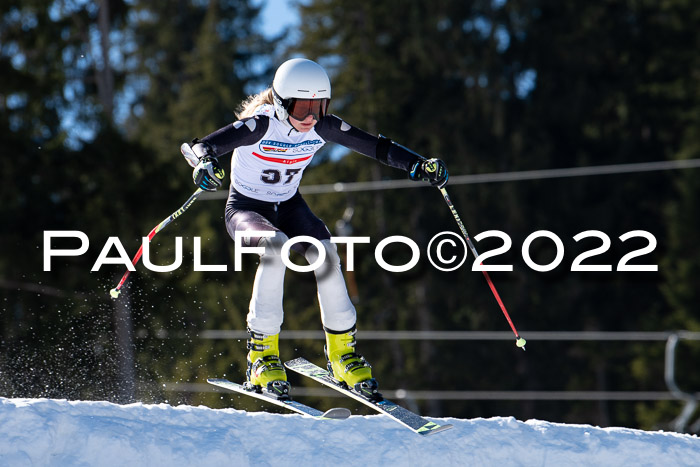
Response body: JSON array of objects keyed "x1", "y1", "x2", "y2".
[
  {"x1": 324, "y1": 326, "x2": 380, "y2": 400},
  {"x1": 245, "y1": 329, "x2": 290, "y2": 399}
]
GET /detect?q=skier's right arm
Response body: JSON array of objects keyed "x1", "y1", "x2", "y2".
[{"x1": 186, "y1": 116, "x2": 270, "y2": 190}]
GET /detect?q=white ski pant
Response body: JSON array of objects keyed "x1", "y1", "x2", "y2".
[{"x1": 247, "y1": 232, "x2": 356, "y2": 335}]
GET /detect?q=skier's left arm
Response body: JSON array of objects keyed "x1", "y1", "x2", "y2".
[{"x1": 315, "y1": 115, "x2": 448, "y2": 188}]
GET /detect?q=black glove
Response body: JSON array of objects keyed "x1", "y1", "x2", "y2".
[
  {"x1": 193, "y1": 156, "x2": 225, "y2": 191},
  {"x1": 188, "y1": 141, "x2": 225, "y2": 191},
  {"x1": 409, "y1": 158, "x2": 448, "y2": 188}
]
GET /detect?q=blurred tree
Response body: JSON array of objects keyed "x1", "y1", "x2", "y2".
[
  {"x1": 0, "y1": 0, "x2": 271, "y2": 403},
  {"x1": 0, "y1": 0, "x2": 150, "y2": 400},
  {"x1": 512, "y1": 0, "x2": 700, "y2": 429},
  {"x1": 289, "y1": 0, "x2": 700, "y2": 429}
]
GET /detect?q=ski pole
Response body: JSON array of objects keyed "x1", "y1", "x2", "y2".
[
  {"x1": 110, "y1": 143, "x2": 222, "y2": 299},
  {"x1": 109, "y1": 187, "x2": 205, "y2": 298},
  {"x1": 438, "y1": 186, "x2": 527, "y2": 350}
]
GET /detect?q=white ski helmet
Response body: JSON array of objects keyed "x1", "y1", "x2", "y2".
[{"x1": 272, "y1": 58, "x2": 331, "y2": 122}]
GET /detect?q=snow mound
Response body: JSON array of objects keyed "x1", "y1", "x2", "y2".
[{"x1": 1, "y1": 397, "x2": 698, "y2": 466}]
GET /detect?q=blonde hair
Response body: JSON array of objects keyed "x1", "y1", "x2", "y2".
[{"x1": 236, "y1": 88, "x2": 275, "y2": 119}]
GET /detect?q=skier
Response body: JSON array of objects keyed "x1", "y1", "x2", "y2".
[{"x1": 186, "y1": 58, "x2": 448, "y2": 399}]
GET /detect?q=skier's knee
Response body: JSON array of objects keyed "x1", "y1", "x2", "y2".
[
  {"x1": 304, "y1": 240, "x2": 342, "y2": 279},
  {"x1": 258, "y1": 231, "x2": 290, "y2": 257},
  {"x1": 305, "y1": 239, "x2": 340, "y2": 266},
  {"x1": 323, "y1": 240, "x2": 341, "y2": 266}
]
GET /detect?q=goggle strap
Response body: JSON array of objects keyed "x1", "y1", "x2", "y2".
[{"x1": 272, "y1": 88, "x2": 290, "y2": 111}]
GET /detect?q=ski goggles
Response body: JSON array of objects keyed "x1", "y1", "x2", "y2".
[{"x1": 286, "y1": 98, "x2": 330, "y2": 121}]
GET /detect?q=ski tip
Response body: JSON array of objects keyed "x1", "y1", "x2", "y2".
[
  {"x1": 321, "y1": 407, "x2": 352, "y2": 420},
  {"x1": 419, "y1": 423, "x2": 455, "y2": 436},
  {"x1": 284, "y1": 357, "x2": 307, "y2": 368},
  {"x1": 109, "y1": 288, "x2": 120, "y2": 299},
  {"x1": 207, "y1": 378, "x2": 227, "y2": 383}
]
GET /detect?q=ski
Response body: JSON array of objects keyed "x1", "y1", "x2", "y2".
[
  {"x1": 284, "y1": 358, "x2": 454, "y2": 436},
  {"x1": 207, "y1": 378, "x2": 351, "y2": 420}
]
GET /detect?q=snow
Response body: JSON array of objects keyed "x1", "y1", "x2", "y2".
[{"x1": 1, "y1": 397, "x2": 698, "y2": 466}]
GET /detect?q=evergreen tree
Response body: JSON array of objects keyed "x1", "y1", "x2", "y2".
[
  {"x1": 0, "y1": 0, "x2": 272, "y2": 404},
  {"x1": 291, "y1": 0, "x2": 700, "y2": 427},
  {"x1": 0, "y1": 0, "x2": 151, "y2": 400}
]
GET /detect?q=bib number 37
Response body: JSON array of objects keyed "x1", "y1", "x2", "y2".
[{"x1": 261, "y1": 168, "x2": 301, "y2": 185}]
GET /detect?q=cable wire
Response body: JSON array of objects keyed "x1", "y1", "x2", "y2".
[{"x1": 200, "y1": 158, "x2": 700, "y2": 199}]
